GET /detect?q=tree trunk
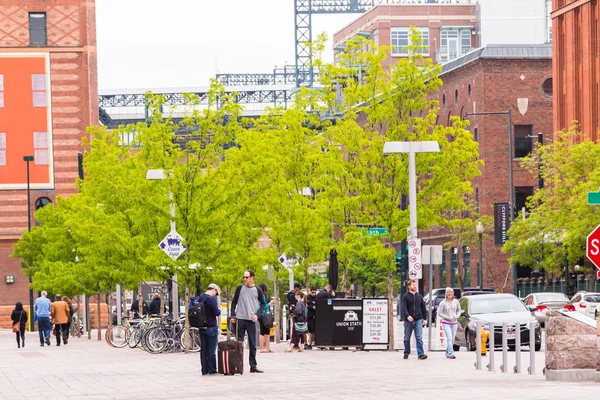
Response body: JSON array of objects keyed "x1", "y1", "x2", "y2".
[
  {"x1": 387, "y1": 270, "x2": 394, "y2": 352},
  {"x1": 341, "y1": 264, "x2": 348, "y2": 294},
  {"x1": 160, "y1": 282, "x2": 166, "y2": 315},
  {"x1": 86, "y1": 295, "x2": 91, "y2": 340},
  {"x1": 184, "y1": 280, "x2": 190, "y2": 354},
  {"x1": 304, "y1": 264, "x2": 310, "y2": 294},
  {"x1": 457, "y1": 247, "x2": 465, "y2": 292},
  {"x1": 96, "y1": 291, "x2": 102, "y2": 341},
  {"x1": 76, "y1": 296, "x2": 81, "y2": 338},
  {"x1": 274, "y1": 278, "x2": 280, "y2": 344},
  {"x1": 138, "y1": 282, "x2": 143, "y2": 316}
]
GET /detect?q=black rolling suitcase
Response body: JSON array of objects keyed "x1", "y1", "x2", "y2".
[{"x1": 218, "y1": 319, "x2": 244, "y2": 375}]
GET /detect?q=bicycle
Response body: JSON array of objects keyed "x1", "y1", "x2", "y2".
[{"x1": 140, "y1": 316, "x2": 201, "y2": 354}]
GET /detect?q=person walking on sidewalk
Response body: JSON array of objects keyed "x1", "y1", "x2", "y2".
[
  {"x1": 62, "y1": 296, "x2": 75, "y2": 342},
  {"x1": 258, "y1": 282, "x2": 273, "y2": 353},
  {"x1": 34, "y1": 291, "x2": 52, "y2": 347},
  {"x1": 230, "y1": 269, "x2": 267, "y2": 373},
  {"x1": 285, "y1": 291, "x2": 307, "y2": 352},
  {"x1": 437, "y1": 287, "x2": 462, "y2": 359},
  {"x1": 11, "y1": 302, "x2": 28, "y2": 348},
  {"x1": 198, "y1": 283, "x2": 221, "y2": 376},
  {"x1": 401, "y1": 280, "x2": 428, "y2": 360},
  {"x1": 51, "y1": 295, "x2": 70, "y2": 346}
]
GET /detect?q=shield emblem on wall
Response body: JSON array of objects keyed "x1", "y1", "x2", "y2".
[{"x1": 517, "y1": 98, "x2": 529, "y2": 116}]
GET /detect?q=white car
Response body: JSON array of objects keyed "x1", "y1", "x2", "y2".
[{"x1": 570, "y1": 291, "x2": 600, "y2": 320}]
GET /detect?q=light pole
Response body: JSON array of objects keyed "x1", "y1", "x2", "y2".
[
  {"x1": 476, "y1": 221, "x2": 484, "y2": 288},
  {"x1": 383, "y1": 141, "x2": 440, "y2": 290},
  {"x1": 465, "y1": 110, "x2": 517, "y2": 294},
  {"x1": 23, "y1": 155, "x2": 35, "y2": 331},
  {"x1": 146, "y1": 169, "x2": 179, "y2": 320}
]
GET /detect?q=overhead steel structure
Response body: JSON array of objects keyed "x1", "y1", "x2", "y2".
[{"x1": 218, "y1": 1, "x2": 466, "y2": 89}]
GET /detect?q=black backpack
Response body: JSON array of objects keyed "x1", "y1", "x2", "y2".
[{"x1": 188, "y1": 297, "x2": 210, "y2": 328}]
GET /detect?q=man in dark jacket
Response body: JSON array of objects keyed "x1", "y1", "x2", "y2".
[
  {"x1": 198, "y1": 283, "x2": 221, "y2": 375},
  {"x1": 130, "y1": 295, "x2": 148, "y2": 318},
  {"x1": 306, "y1": 287, "x2": 317, "y2": 349},
  {"x1": 148, "y1": 293, "x2": 161, "y2": 315},
  {"x1": 401, "y1": 279, "x2": 428, "y2": 360}
]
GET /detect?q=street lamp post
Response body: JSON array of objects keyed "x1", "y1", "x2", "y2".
[
  {"x1": 23, "y1": 155, "x2": 35, "y2": 331},
  {"x1": 476, "y1": 221, "x2": 484, "y2": 288},
  {"x1": 146, "y1": 169, "x2": 179, "y2": 321},
  {"x1": 465, "y1": 110, "x2": 517, "y2": 294},
  {"x1": 383, "y1": 141, "x2": 440, "y2": 290}
]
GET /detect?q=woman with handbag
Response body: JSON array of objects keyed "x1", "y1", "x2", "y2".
[
  {"x1": 258, "y1": 283, "x2": 274, "y2": 353},
  {"x1": 11, "y1": 302, "x2": 28, "y2": 348},
  {"x1": 285, "y1": 291, "x2": 307, "y2": 353}
]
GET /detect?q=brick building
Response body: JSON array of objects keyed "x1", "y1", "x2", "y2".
[
  {"x1": 0, "y1": 0, "x2": 98, "y2": 310},
  {"x1": 551, "y1": 0, "x2": 600, "y2": 140},
  {"x1": 422, "y1": 44, "x2": 553, "y2": 292},
  {"x1": 333, "y1": 2, "x2": 478, "y2": 69}
]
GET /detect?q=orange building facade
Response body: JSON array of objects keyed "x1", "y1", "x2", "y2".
[
  {"x1": 0, "y1": 0, "x2": 98, "y2": 307},
  {"x1": 552, "y1": 0, "x2": 600, "y2": 140}
]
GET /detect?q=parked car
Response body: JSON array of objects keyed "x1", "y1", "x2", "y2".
[
  {"x1": 596, "y1": 303, "x2": 600, "y2": 320},
  {"x1": 423, "y1": 287, "x2": 495, "y2": 323},
  {"x1": 522, "y1": 292, "x2": 574, "y2": 327},
  {"x1": 570, "y1": 291, "x2": 600, "y2": 320},
  {"x1": 462, "y1": 291, "x2": 496, "y2": 297},
  {"x1": 453, "y1": 293, "x2": 541, "y2": 352}
]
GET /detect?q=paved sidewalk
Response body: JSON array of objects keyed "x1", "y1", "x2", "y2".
[{"x1": 0, "y1": 329, "x2": 596, "y2": 400}]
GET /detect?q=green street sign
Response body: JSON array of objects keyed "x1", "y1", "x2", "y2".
[
  {"x1": 588, "y1": 191, "x2": 600, "y2": 205},
  {"x1": 367, "y1": 227, "x2": 388, "y2": 236}
]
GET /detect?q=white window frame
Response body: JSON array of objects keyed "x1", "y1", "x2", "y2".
[
  {"x1": 439, "y1": 28, "x2": 471, "y2": 63},
  {"x1": 390, "y1": 27, "x2": 429, "y2": 56}
]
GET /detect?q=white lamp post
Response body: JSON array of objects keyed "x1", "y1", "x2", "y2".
[
  {"x1": 146, "y1": 169, "x2": 179, "y2": 320},
  {"x1": 383, "y1": 141, "x2": 440, "y2": 288}
]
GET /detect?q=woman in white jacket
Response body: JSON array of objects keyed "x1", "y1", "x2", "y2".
[{"x1": 437, "y1": 287, "x2": 462, "y2": 359}]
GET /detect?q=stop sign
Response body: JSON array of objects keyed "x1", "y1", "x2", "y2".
[{"x1": 586, "y1": 224, "x2": 600, "y2": 269}]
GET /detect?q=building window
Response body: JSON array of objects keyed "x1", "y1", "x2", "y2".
[
  {"x1": 546, "y1": 0, "x2": 552, "y2": 42},
  {"x1": 542, "y1": 77, "x2": 553, "y2": 97},
  {"x1": 515, "y1": 187, "x2": 534, "y2": 218},
  {"x1": 32, "y1": 74, "x2": 47, "y2": 107},
  {"x1": 0, "y1": 132, "x2": 5, "y2": 166},
  {"x1": 440, "y1": 28, "x2": 471, "y2": 63},
  {"x1": 514, "y1": 125, "x2": 533, "y2": 158},
  {"x1": 468, "y1": 84, "x2": 472, "y2": 101},
  {"x1": 442, "y1": 94, "x2": 446, "y2": 108},
  {"x1": 29, "y1": 13, "x2": 47, "y2": 46},
  {"x1": 373, "y1": 29, "x2": 379, "y2": 47},
  {"x1": 455, "y1": 89, "x2": 459, "y2": 105},
  {"x1": 33, "y1": 132, "x2": 49, "y2": 165},
  {"x1": 35, "y1": 197, "x2": 52, "y2": 226},
  {"x1": 391, "y1": 27, "x2": 429, "y2": 56},
  {"x1": 474, "y1": 127, "x2": 478, "y2": 142}
]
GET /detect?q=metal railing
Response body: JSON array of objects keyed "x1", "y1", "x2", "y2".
[{"x1": 516, "y1": 277, "x2": 600, "y2": 297}]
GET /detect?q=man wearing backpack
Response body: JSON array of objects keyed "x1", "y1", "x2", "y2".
[
  {"x1": 197, "y1": 284, "x2": 221, "y2": 375},
  {"x1": 230, "y1": 269, "x2": 267, "y2": 373}
]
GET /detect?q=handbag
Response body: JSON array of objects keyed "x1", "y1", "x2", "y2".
[
  {"x1": 294, "y1": 322, "x2": 308, "y2": 334},
  {"x1": 12, "y1": 311, "x2": 23, "y2": 333},
  {"x1": 260, "y1": 313, "x2": 274, "y2": 329}
]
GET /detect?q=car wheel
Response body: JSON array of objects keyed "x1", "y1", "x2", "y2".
[
  {"x1": 453, "y1": 344, "x2": 460, "y2": 352},
  {"x1": 466, "y1": 330, "x2": 476, "y2": 351}
]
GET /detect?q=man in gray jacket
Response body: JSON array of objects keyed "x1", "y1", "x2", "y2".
[
  {"x1": 437, "y1": 287, "x2": 462, "y2": 359},
  {"x1": 230, "y1": 269, "x2": 266, "y2": 373}
]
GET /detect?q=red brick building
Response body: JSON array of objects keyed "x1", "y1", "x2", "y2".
[
  {"x1": 333, "y1": 3, "x2": 477, "y2": 68},
  {"x1": 551, "y1": 0, "x2": 600, "y2": 140},
  {"x1": 423, "y1": 44, "x2": 553, "y2": 292},
  {"x1": 0, "y1": 0, "x2": 98, "y2": 309}
]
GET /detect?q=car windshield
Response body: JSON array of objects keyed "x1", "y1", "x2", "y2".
[
  {"x1": 583, "y1": 295, "x2": 600, "y2": 303},
  {"x1": 537, "y1": 293, "x2": 568, "y2": 303},
  {"x1": 470, "y1": 296, "x2": 527, "y2": 314},
  {"x1": 434, "y1": 297, "x2": 443, "y2": 306}
]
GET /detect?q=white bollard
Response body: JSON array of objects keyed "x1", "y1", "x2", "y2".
[
  {"x1": 501, "y1": 322, "x2": 508, "y2": 373},
  {"x1": 514, "y1": 323, "x2": 521, "y2": 374},
  {"x1": 475, "y1": 322, "x2": 482, "y2": 370},
  {"x1": 488, "y1": 323, "x2": 495, "y2": 371},
  {"x1": 529, "y1": 320, "x2": 536, "y2": 375}
]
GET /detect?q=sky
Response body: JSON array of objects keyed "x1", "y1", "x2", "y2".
[{"x1": 96, "y1": 0, "x2": 359, "y2": 90}]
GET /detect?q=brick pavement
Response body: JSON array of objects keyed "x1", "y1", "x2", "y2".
[{"x1": 0, "y1": 328, "x2": 597, "y2": 400}]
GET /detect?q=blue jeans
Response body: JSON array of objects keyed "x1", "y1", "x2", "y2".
[
  {"x1": 37, "y1": 316, "x2": 51, "y2": 345},
  {"x1": 442, "y1": 323, "x2": 457, "y2": 357},
  {"x1": 199, "y1": 326, "x2": 218, "y2": 375},
  {"x1": 237, "y1": 319, "x2": 257, "y2": 369},
  {"x1": 403, "y1": 319, "x2": 424, "y2": 356}
]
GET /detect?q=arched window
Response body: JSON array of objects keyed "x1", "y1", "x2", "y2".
[{"x1": 34, "y1": 197, "x2": 52, "y2": 226}]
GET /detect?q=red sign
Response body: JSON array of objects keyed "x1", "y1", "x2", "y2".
[
  {"x1": 586, "y1": 224, "x2": 600, "y2": 270},
  {"x1": 597, "y1": 270, "x2": 600, "y2": 280}
]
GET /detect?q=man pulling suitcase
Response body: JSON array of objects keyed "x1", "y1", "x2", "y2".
[{"x1": 229, "y1": 269, "x2": 267, "y2": 374}]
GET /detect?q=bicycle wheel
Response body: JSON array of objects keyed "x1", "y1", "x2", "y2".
[
  {"x1": 145, "y1": 327, "x2": 169, "y2": 354},
  {"x1": 127, "y1": 327, "x2": 143, "y2": 348},
  {"x1": 105, "y1": 325, "x2": 128, "y2": 348},
  {"x1": 180, "y1": 327, "x2": 201, "y2": 352}
]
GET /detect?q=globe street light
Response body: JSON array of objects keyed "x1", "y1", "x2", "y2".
[
  {"x1": 23, "y1": 155, "x2": 35, "y2": 331},
  {"x1": 476, "y1": 221, "x2": 484, "y2": 288}
]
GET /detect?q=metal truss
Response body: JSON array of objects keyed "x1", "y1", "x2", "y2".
[{"x1": 217, "y1": 65, "x2": 303, "y2": 86}]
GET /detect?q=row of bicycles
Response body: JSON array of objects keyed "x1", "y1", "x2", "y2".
[{"x1": 105, "y1": 314, "x2": 201, "y2": 354}]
